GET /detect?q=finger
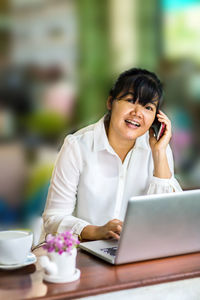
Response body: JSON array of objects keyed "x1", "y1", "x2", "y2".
[
  {"x1": 157, "y1": 110, "x2": 170, "y2": 117},
  {"x1": 157, "y1": 120, "x2": 171, "y2": 135},
  {"x1": 158, "y1": 122, "x2": 171, "y2": 134},
  {"x1": 109, "y1": 224, "x2": 122, "y2": 234},
  {"x1": 157, "y1": 117, "x2": 171, "y2": 127},
  {"x1": 157, "y1": 121, "x2": 170, "y2": 131},
  {"x1": 157, "y1": 117, "x2": 171, "y2": 132},
  {"x1": 157, "y1": 116, "x2": 170, "y2": 124},
  {"x1": 111, "y1": 219, "x2": 123, "y2": 226},
  {"x1": 107, "y1": 231, "x2": 120, "y2": 240},
  {"x1": 114, "y1": 224, "x2": 122, "y2": 234},
  {"x1": 106, "y1": 230, "x2": 119, "y2": 239},
  {"x1": 158, "y1": 110, "x2": 169, "y2": 118},
  {"x1": 157, "y1": 117, "x2": 169, "y2": 124},
  {"x1": 157, "y1": 121, "x2": 172, "y2": 140}
]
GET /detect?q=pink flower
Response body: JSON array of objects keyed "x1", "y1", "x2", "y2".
[{"x1": 43, "y1": 230, "x2": 79, "y2": 255}]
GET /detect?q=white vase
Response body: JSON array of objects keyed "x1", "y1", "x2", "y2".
[{"x1": 39, "y1": 247, "x2": 80, "y2": 283}]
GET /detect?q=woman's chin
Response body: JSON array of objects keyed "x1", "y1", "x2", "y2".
[{"x1": 123, "y1": 129, "x2": 145, "y2": 141}]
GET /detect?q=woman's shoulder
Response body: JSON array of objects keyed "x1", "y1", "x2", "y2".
[
  {"x1": 63, "y1": 120, "x2": 99, "y2": 148},
  {"x1": 73, "y1": 122, "x2": 96, "y2": 138}
]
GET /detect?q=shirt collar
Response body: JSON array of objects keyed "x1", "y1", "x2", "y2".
[
  {"x1": 134, "y1": 131, "x2": 150, "y2": 150},
  {"x1": 93, "y1": 115, "x2": 149, "y2": 152},
  {"x1": 93, "y1": 115, "x2": 111, "y2": 152}
]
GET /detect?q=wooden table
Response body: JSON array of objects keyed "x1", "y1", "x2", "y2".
[{"x1": 1, "y1": 248, "x2": 200, "y2": 300}]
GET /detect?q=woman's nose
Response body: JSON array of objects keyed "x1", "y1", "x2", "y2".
[{"x1": 131, "y1": 104, "x2": 143, "y2": 118}]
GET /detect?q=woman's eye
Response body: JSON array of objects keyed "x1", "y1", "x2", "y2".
[
  {"x1": 126, "y1": 99, "x2": 134, "y2": 103},
  {"x1": 145, "y1": 105, "x2": 153, "y2": 111}
]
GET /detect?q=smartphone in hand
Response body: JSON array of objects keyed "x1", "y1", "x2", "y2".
[{"x1": 151, "y1": 118, "x2": 166, "y2": 141}]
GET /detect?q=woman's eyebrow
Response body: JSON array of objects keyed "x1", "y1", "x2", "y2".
[
  {"x1": 124, "y1": 92, "x2": 134, "y2": 97},
  {"x1": 148, "y1": 97, "x2": 159, "y2": 107},
  {"x1": 147, "y1": 102, "x2": 157, "y2": 108},
  {"x1": 117, "y1": 92, "x2": 134, "y2": 99}
]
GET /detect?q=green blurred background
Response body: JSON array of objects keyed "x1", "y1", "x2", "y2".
[{"x1": 0, "y1": 0, "x2": 200, "y2": 227}]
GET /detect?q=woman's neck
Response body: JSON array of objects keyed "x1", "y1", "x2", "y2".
[
  {"x1": 109, "y1": 135, "x2": 135, "y2": 163},
  {"x1": 104, "y1": 119, "x2": 135, "y2": 163}
]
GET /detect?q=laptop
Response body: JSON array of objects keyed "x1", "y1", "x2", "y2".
[{"x1": 79, "y1": 189, "x2": 200, "y2": 265}]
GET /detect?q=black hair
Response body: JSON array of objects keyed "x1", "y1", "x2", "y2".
[{"x1": 109, "y1": 68, "x2": 163, "y2": 112}]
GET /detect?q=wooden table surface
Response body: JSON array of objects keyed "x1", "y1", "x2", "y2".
[{"x1": 1, "y1": 247, "x2": 200, "y2": 300}]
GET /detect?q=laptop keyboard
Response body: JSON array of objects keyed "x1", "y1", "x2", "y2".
[{"x1": 100, "y1": 246, "x2": 118, "y2": 257}]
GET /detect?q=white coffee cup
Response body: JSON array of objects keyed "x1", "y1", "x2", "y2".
[{"x1": 0, "y1": 230, "x2": 33, "y2": 265}]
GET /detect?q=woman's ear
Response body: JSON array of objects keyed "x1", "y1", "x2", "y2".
[{"x1": 106, "y1": 96, "x2": 112, "y2": 110}]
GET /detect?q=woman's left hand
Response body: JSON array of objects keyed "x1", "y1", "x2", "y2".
[{"x1": 149, "y1": 110, "x2": 172, "y2": 153}]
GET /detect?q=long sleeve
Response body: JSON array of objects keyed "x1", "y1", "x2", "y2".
[
  {"x1": 42, "y1": 136, "x2": 90, "y2": 236},
  {"x1": 147, "y1": 145, "x2": 182, "y2": 194}
]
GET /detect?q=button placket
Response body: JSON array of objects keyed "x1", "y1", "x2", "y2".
[
  {"x1": 112, "y1": 148, "x2": 133, "y2": 219},
  {"x1": 113, "y1": 163, "x2": 127, "y2": 218}
]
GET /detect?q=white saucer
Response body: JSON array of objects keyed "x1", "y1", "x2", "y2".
[
  {"x1": 43, "y1": 268, "x2": 81, "y2": 283},
  {"x1": 0, "y1": 253, "x2": 37, "y2": 270}
]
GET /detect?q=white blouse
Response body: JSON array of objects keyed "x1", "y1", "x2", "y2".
[{"x1": 43, "y1": 116, "x2": 182, "y2": 236}]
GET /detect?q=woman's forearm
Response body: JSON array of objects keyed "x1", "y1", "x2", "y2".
[
  {"x1": 81, "y1": 225, "x2": 101, "y2": 240},
  {"x1": 152, "y1": 149, "x2": 172, "y2": 179}
]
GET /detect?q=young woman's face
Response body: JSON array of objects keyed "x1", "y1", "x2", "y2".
[{"x1": 107, "y1": 93, "x2": 158, "y2": 143}]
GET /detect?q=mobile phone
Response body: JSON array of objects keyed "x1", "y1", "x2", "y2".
[{"x1": 151, "y1": 118, "x2": 166, "y2": 141}]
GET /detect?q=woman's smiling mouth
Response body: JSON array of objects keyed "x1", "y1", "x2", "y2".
[{"x1": 125, "y1": 119, "x2": 141, "y2": 128}]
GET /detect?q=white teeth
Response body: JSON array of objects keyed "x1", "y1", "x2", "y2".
[{"x1": 126, "y1": 120, "x2": 140, "y2": 127}]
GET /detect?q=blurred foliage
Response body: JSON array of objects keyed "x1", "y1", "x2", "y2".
[
  {"x1": 76, "y1": 0, "x2": 111, "y2": 125},
  {"x1": 24, "y1": 164, "x2": 54, "y2": 200},
  {"x1": 22, "y1": 112, "x2": 68, "y2": 140}
]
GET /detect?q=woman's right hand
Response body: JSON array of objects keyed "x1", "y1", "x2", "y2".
[
  {"x1": 97, "y1": 219, "x2": 123, "y2": 240},
  {"x1": 81, "y1": 219, "x2": 123, "y2": 241}
]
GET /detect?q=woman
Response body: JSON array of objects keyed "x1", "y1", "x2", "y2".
[{"x1": 42, "y1": 68, "x2": 182, "y2": 241}]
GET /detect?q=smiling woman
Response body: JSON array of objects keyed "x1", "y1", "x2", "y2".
[
  {"x1": 42, "y1": 68, "x2": 182, "y2": 241},
  {"x1": 106, "y1": 97, "x2": 158, "y2": 160}
]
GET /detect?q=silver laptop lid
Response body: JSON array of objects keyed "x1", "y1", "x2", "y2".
[{"x1": 116, "y1": 189, "x2": 200, "y2": 264}]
